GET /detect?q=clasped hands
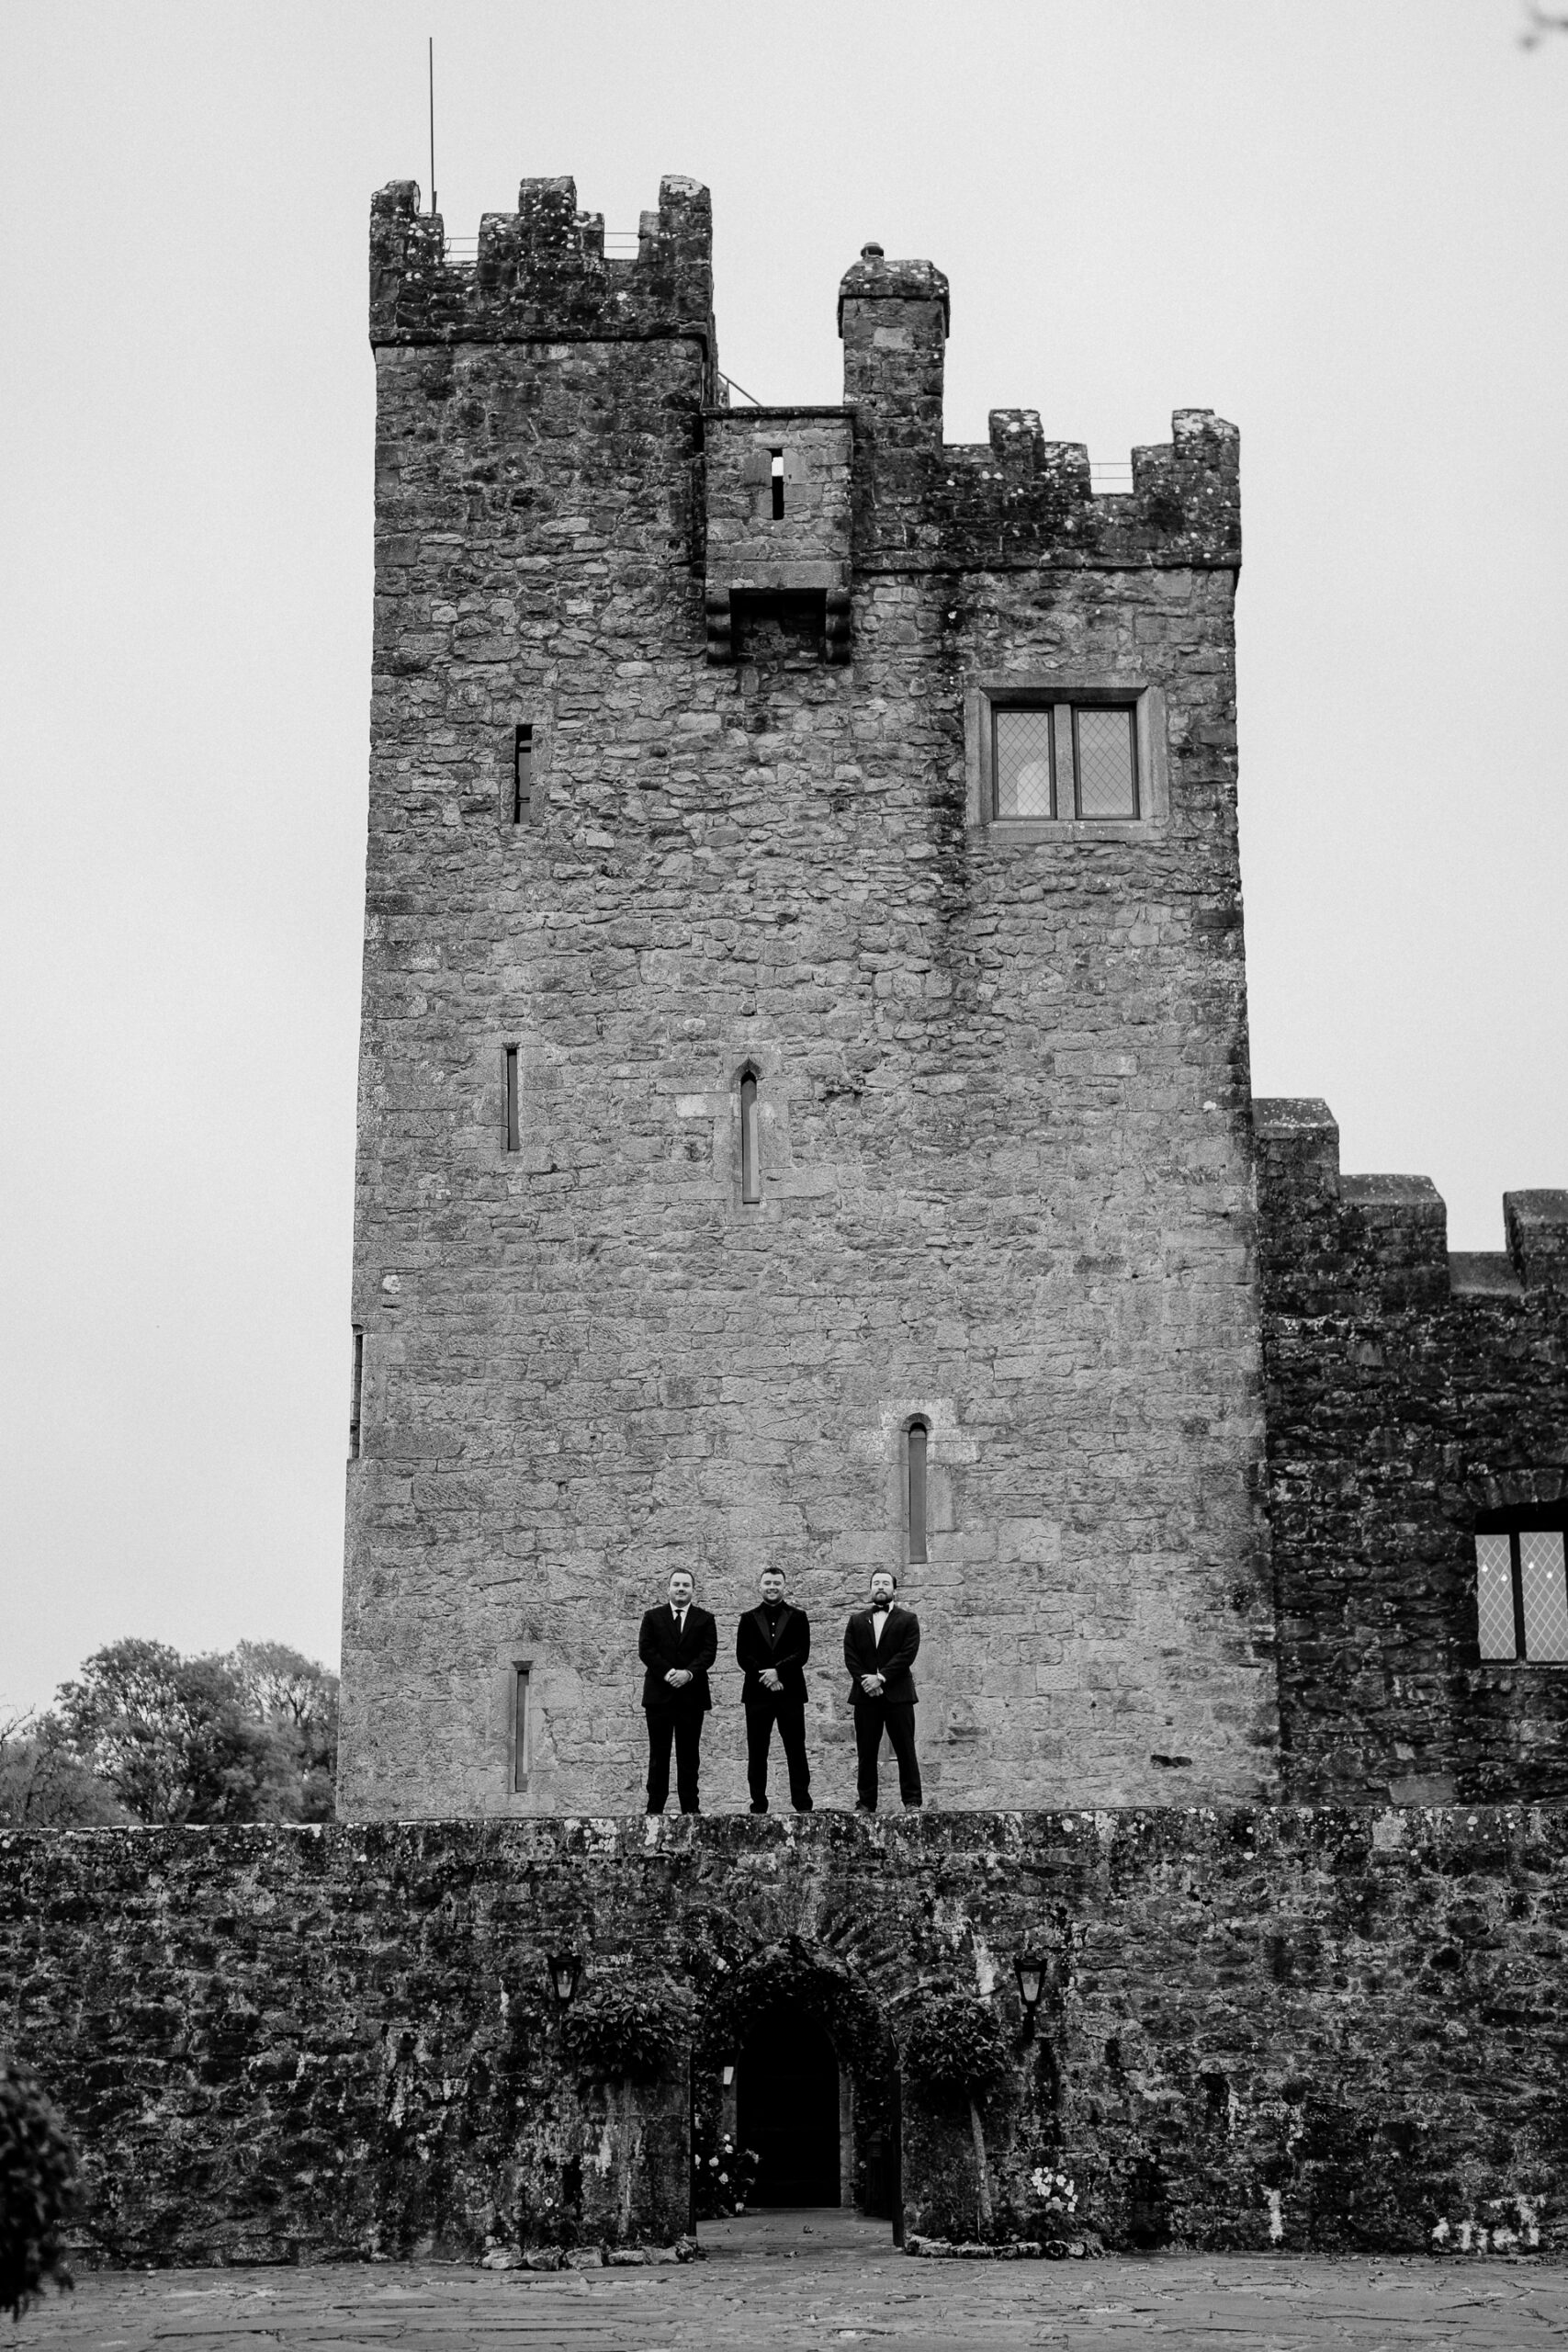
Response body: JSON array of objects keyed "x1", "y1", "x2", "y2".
[
  {"x1": 664, "y1": 1668, "x2": 694, "y2": 1688},
  {"x1": 859, "y1": 1672, "x2": 886, "y2": 1697}
]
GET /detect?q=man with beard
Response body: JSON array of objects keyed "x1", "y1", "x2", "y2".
[{"x1": 736, "y1": 1566, "x2": 814, "y2": 1815}]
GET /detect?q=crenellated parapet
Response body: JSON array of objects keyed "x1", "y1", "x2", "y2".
[
  {"x1": 1254, "y1": 1098, "x2": 1568, "y2": 1804},
  {"x1": 1255, "y1": 1097, "x2": 1568, "y2": 1310},
  {"x1": 832, "y1": 243, "x2": 1240, "y2": 571},
  {"x1": 368, "y1": 174, "x2": 716, "y2": 364}
]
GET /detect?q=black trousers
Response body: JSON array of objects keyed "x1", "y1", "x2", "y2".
[
  {"x1": 744, "y1": 1697, "x2": 812, "y2": 1809},
  {"x1": 645, "y1": 1706, "x2": 705, "y2": 1813},
  {"x1": 853, "y1": 1699, "x2": 922, "y2": 1809}
]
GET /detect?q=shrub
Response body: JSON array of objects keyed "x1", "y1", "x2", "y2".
[
  {"x1": 900, "y1": 1990, "x2": 1010, "y2": 2105},
  {"x1": 692, "y1": 2130, "x2": 760, "y2": 2218},
  {"x1": 0, "y1": 2060, "x2": 76, "y2": 2320},
  {"x1": 560, "y1": 1976, "x2": 695, "y2": 2084}
]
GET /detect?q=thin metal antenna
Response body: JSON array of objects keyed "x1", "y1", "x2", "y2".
[{"x1": 428, "y1": 38, "x2": 436, "y2": 218}]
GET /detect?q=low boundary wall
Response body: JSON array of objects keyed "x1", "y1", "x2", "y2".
[{"x1": 1, "y1": 1809, "x2": 1563, "y2": 2261}]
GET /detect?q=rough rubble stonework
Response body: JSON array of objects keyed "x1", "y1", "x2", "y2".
[
  {"x1": 1257, "y1": 1101, "x2": 1568, "y2": 1803},
  {"x1": 3, "y1": 1812, "x2": 1565, "y2": 2263},
  {"x1": 341, "y1": 175, "x2": 1280, "y2": 1818}
]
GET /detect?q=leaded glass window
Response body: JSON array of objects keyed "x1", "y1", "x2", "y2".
[
  {"x1": 1474, "y1": 1525, "x2": 1568, "y2": 1661},
  {"x1": 992, "y1": 700, "x2": 1138, "y2": 820}
]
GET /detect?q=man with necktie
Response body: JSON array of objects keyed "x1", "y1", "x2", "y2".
[
  {"x1": 736, "y1": 1566, "x2": 814, "y2": 1814},
  {"x1": 637, "y1": 1567, "x2": 717, "y2": 1815},
  {"x1": 843, "y1": 1568, "x2": 922, "y2": 1811}
]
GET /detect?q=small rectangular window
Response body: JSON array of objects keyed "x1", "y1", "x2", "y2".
[
  {"x1": 511, "y1": 1662, "x2": 531, "y2": 1792},
  {"x1": 349, "y1": 1328, "x2": 365, "y2": 1460},
  {"x1": 993, "y1": 701, "x2": 1138, "y2": 820},
  {"x1": 513, "y1": 725, "x2": 534, "y2": 825},
  {"x1": 503, "y1": 1046, "x2": 520, "y2": 1153},
  {"x1": 771, "y1": 449, "x2": 785, "y2": 521},
  {"x1": 1476, "y1": 1526, "x2": 1568, "y2": 1660}
]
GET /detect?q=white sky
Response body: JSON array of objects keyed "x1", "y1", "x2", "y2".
[{"x1": 3, "y1": 0, "x2": 1565, "y2": 1719}]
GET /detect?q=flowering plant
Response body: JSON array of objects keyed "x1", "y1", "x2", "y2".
[
  {"x1": 1031, "y1": 2165, "x2": 1078, "y2": 2222},
  {"x1": 692, "y1": 2130, "x2": 760, "y2": 2219}
]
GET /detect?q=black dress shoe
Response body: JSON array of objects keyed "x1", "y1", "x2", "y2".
[
  {"x1": 749, "y1": 1801, "x2": 769, "y2": 1814},
  {"x1": 795, "y1": 1797, "x2": 815, "y2": 1812},
  {"x1": 854, "y1": 1802, "x2": 875, "y2": 1814}
]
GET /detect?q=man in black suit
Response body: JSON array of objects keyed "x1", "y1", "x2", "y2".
[
  {"x1": 638, "y1": 1568, "x2": 717, "y2": 1815},
  {"x1": 843, "y1": 1568, "x2": 922, "y2": 1811},
  {"x1": 736, "y1": 1566, "x2": 814, "y2": 1815}
]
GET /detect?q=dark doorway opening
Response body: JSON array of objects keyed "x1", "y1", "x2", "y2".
[{"x1": 737, "y1": 2010, "x2": 840, "y2": 2206}]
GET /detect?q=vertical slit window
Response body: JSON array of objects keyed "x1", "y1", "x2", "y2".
[
  {"x1": 349, "y1": 1328, "x2": 365, "y2": 1460},
  {"x1": 503, "y1": 1046, "x2": 520, "y2": 1154},
  {"x1": 908, "y1": 1420, "x2": 929, "y2": 1564},
  {"x1": 513, "y1": 724, "x2": 534, "y2": 825},
  {"x1": 511, "y1": 1663, "x2": 531, "y2": 1793},
  {"x1": 740, "y1": 1073, "x2": 761, "y2": 1204},
  {"x1": 771, "y1": 449, "x2": 785, "y2": 520}
]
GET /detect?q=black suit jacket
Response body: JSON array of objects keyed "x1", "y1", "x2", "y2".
[
  {"x1": 639, "y1": 1604, "x2": 717, "y2": 1712},
  {"x1": 736, "y1": 1603, "x2": 810, "y2": 1705},
  {"x1": 843, "y1": 1603, "x2": 920, "y2": 1707}
]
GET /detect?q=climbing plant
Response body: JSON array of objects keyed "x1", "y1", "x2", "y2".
[
  {"x1": 899, "y1": 1990, "x2": 1012, "y2": 2235},
  {"x1": 900, "y1": 1990, "x2": 1010, "y2": 2103},
  {"x1": 560, "y1": 1973, "x2": 694, "y2": 2085}
]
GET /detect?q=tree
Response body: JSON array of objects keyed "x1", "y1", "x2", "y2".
[
  {"x1": 53, "y1": 1640, "x2": 284, "y2": 1826},
  {"x1": 0, "y1": 1713, "x2": 127, "y2": 1829},
  {"x1": 225, "y1": 1641, "x2": 339, "y2": 1821}
]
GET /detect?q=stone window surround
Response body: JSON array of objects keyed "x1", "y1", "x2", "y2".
[
  {"x1": 964, "y1": 675, "x2": 1169, "y2": 838},
  {"x1": 500, "y1": 706, "x2": 553, "y2": 833}
]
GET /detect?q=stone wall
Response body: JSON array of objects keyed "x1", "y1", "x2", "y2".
[
  {"x1": 1256, "y1": 1100, "x2": 1568, "y2": 1802},
  {"x1": 3, "y1": 1812, "x2": 1564, "y2": 2262},
  {"x1": 342, "y1": 173, "x2": 1277, "y2": 1820}
]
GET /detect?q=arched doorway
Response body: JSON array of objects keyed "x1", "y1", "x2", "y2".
[{"x1": 737, "y1": 2007, "x2": 841, "y2": 2206}]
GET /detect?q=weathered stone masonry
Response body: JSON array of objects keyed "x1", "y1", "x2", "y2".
[
  {"x1": 5, "y1": 1812, "x2": 1565, "y2": 2262},
  {"x1": 1257, "y1": 1101, "x2": 1568, "y2": 1805},
  {"x1": 344, "y1": 175, "x2": 1279, "y2": 1820}
]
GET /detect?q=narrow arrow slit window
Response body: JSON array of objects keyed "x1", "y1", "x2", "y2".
[
  {"x1": 504, "y1": 1046, "x2": 521, "y2": 1154},
  {"x1": 740, "y1": 1072, "x2": 761, "y2": 1204},
  {"x1": 908, "y1": 1419, "x2": 929, "y2": 1564}
]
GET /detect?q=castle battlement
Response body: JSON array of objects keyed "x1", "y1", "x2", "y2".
[
  {"x1": 1254, "y1": 1096, "x2": 1568, "y2": 1305},
  {"x1": 368, "y1": 174, "x2": 715, "y2": 358}
]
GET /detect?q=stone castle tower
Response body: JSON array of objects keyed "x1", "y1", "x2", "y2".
[{"x1": 339, "y1": 174, "x2": 1567, "y2": 1822}]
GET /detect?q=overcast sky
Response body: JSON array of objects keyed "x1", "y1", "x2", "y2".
[{"x1": 3, "y1": 0, "x2": 1565, "y2": 1720}]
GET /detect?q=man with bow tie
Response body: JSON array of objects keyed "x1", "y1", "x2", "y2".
[
  {"x1": 637, "y1": 1567, "x2": 717, "y2": 1815},
  {"x1": 736, "y1": 1566, "x2": 814, "y2": 1815},
  {"x1": 843, "y1": 1568, "x2": 923, "y2": 1812}
]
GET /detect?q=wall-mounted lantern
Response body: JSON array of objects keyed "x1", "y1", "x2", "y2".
[
  {"x1": 547, "y1": 1951, "x2": 582, "y2": 2007},
  {"x1": 721, "y1": 2063, "x2": 736, "y2": 2087},
  {"x1": 1013, "y1": 1952, "x2": 1051, "y2": 2040}
]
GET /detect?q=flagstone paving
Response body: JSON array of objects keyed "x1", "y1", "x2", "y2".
[{"x1": 7, "y1": 2211, "x2": 1567, "y2": 2350}]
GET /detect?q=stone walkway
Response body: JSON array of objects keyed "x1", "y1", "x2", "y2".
[{"x1": 7, "y1": 2211, "x2": 1567, "y2": 2349}]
